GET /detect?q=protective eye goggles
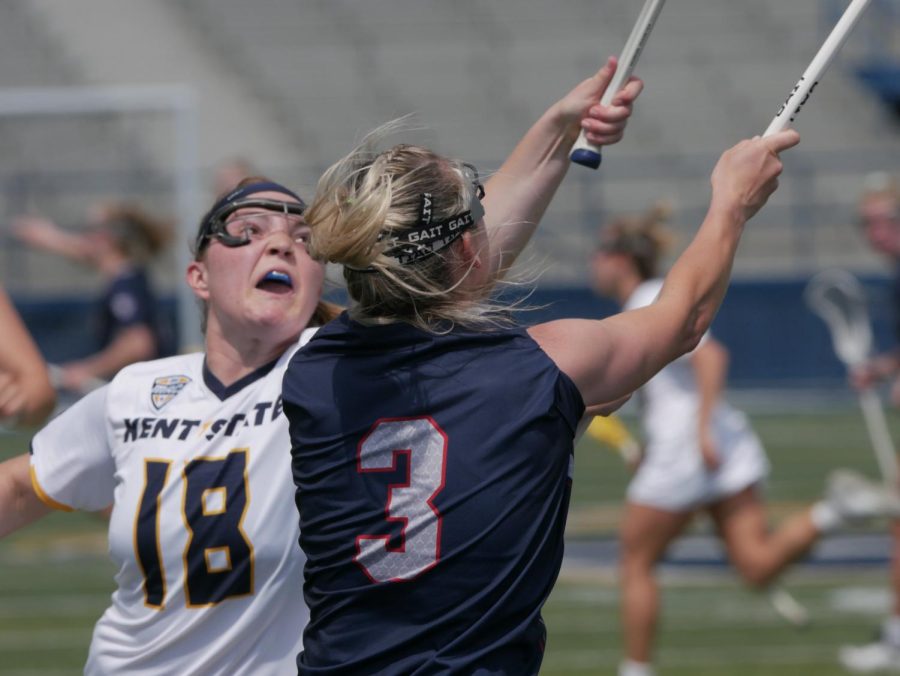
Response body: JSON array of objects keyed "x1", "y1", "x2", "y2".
[
  {"x1": 194, "y1": 180, "x2": 307, "y2": 254},
  {"x1": 461, "y1": 162, "x2": 485, "y2": 202},
  {"x1": 196, "y1": 198, "x2": 307, "y2": 251}
]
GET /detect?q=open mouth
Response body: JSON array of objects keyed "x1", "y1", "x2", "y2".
[{"x1": 256, "y1": 270, "x2": 294, "y2": 293}]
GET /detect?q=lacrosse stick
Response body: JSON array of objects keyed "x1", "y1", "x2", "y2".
[
  {"x1": 763, "y1": 0, "x2": 872, "y2": 136},
  {"x1": 805, "y1": 269, "x2": 900, "y2": 491},
  {"x1": 569, "y1": 0, "x2": 667, "y2": 168}
]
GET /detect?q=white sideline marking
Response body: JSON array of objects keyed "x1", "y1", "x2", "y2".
[
  {"x1": 830, "y1": 586, "x2": 893, "y2": 614},
  {"x1": 0, "y1": 594, "x2": 106, "y2": 618},
  {"x1": 0, "y1": 628, "x2": 89, "y2": 651},
  {"x1": 544, "y1": 643, "x2": 846, "y2": 668}
]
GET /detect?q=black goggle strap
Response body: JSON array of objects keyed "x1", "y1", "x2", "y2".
[
  {"x1": 379, "y1": 190, "x2": 485, "y2": 265},
  {"x1": 461, "y1": 162, "x2": 486, "y2": 201},
  {"x1": 197, "y1": 198, "x2": 306, "y2": 250}
]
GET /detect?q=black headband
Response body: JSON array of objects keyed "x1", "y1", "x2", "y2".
[{"x1": 379, "y1": 191, "x2": 485, "y2": 265}]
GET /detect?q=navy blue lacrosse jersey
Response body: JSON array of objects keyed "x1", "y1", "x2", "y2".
[
  {"x1": 97, "y1": 267, "x2": 171, "y2": 357},
  {"x1": 282, "y1": 312, "x2": 584, "y2": 675}
]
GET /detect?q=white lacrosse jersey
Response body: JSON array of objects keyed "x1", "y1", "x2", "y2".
[
  {"x1": 624, "y1": 279, "x2": 769, "y2": 510},
  {"x1": 30, "y1": 328, "x2": 318, "y2": 676},
  {"x1": 624, "y1": 279, "x2": 709, "y2": 450}
]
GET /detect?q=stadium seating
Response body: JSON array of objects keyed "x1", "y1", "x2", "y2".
[
  {"x1": 0, "y1": 0, "x2": 897, "y2": 309},
  {"x1": 167, "y1": 0, "x2": 900, "y2": 277}
]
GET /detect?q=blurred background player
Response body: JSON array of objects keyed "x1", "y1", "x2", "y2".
[
  {"x1": 590, "y1": 204, "x2": 900, "y2": 676},
  {"x1": 848, "y1": 173, "x2": 900, "y2": 403},
  {"x1": 841, "y1": 173, "x2": 900, "y2": 674},
  {"x1": 12, "y1": 201, "x2": 173, "y2": 392},
  {"x1": 0, "y1": 284, "x2": 55, "y2": 427},
  {"x1": 586, "y1": 413, "x2": 642, "y2": 469},
  {"x1": 0, "y1": 63, "x2": 643, "y2": 673}
]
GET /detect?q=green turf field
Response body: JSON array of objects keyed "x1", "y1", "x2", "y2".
[{"x1": 1, "y1": 409, "x2": 898, "y2": 675}]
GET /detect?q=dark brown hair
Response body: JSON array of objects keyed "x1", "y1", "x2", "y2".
[{"x1": 597, "y1": 203, "x2": 674, "y2": 280}]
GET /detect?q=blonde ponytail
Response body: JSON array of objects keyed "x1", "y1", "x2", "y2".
[{"x1": 306, "y1": 124, "x2": 505, "y2": 332}]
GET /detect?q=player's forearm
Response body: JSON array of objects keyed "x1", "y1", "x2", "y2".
[
  {"x1": 76, "y1": 327, "x2": 156, "y2": 380},
  {"x1": 481, "y1": 58, "x2": 640, "y2": 278},
  {"x1": 14, "y1": 377, "x2": 56, "y2": 427},
  {"x1": 481, "y1": 105, "x2": 576, "y2": 277},
  {"x1": 656, "y1": 204, "x2": 745, "y2": 359},
  {"x1": 0, "y1": 455, "x2": 52, "y2": 538},
  {"x1": 0, "y1": 291, "x2": 56, "y2": 426},
  {"x1": 23, "y1": 227, "x2": 93, "y2": 263},
  {"x1": 0, "y1": 370, "x2": 55, "y2": 427},
  {"x1": 537, "y1": 206, "x2": 743, "y2": 409},
  {"x1": 658, "y1": 133, "x2": 793, "y2": 356}
]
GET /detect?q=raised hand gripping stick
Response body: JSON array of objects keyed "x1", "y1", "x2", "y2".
[{"x1": 569, "y1": 0, "x2": 667, "y2": 169}]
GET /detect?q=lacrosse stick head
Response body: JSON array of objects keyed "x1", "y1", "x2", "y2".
[{"x1": 804, "y1": 269, "x2": 873, "y2": 367}]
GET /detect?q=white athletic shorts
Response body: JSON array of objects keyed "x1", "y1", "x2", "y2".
[{"x1": 626, "y1": 408, "x2": 770, "y2": 512}]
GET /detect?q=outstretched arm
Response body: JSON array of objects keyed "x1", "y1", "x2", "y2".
[
  {"x1": 483, "y1": 56, "x2": 643, "y2": 278},
  {"x1": 0, "y1": 287, "x2": 55, "y2": 426},
  {"x1": 531, "y1": 130, "x2": 800, "y2": 408},
  {"x1": 59, "y1": 325, "x2": 156, "y2": 391},
  {"x1": 12, "y1": 215, "x2": 94, "y2": 264},
  {"x1": 0, "y1": 454, "x2": 52, "y2": 538}
]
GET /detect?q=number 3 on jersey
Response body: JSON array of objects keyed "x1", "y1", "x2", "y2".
[
  {"x1": 135, "y1": 450, "x2": 253, "y2": 608},
  {"x1": 355, "y1": 417, "x2": 447, "y2": 583}
]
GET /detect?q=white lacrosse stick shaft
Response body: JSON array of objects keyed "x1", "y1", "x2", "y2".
[
  {"x1": 764, "y1": 0, "x2": 872, "y2": 136},
  {"x1": 569, "y1": 0, "x2": 667, "y2": 168},
  {"x1": 858, "y1": 389, "x2": 900, "y2": 491}
]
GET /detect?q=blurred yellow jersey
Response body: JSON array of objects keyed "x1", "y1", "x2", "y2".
[{"x1": 586, "y1": 415, "x2": 641, "y2": 465}]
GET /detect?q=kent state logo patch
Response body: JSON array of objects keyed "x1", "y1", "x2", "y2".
[{"x1": 151, "y1": 375, "x2": 191, "y2": 410}]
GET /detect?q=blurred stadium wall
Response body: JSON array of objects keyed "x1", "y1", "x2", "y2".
[{"x1": 0, "y1": 0, "x2": 897, "y2": 390}]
